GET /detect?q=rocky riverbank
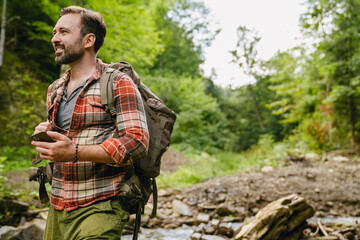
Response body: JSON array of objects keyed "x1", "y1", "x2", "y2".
[{"x1": 1, "y1": 150, "x2": 360, "y2": 239}]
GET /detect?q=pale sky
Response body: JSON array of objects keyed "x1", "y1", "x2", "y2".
[{"x1": 199, "y1": 0, "x2": 308, "y2": 87}]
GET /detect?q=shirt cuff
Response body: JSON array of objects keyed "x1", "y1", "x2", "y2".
[{"x1": 100, "y1": 138, "x2": 130, "y2": 167}]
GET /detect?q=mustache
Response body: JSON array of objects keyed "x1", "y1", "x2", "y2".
[{"x1": 54, "y1": 43, "x2": 65, "y2": 49}]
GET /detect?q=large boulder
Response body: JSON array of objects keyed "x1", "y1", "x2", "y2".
[
  {"x1": 0, "y1": 218, "x2": 46, "y2": 240},
  {"x1": 235, "y1": 194, "x2": 314, "y2": 240}
]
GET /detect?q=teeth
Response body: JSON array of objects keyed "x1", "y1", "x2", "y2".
[{"x1": 55, "y1": 46, "x2": 64, "y2": 54}]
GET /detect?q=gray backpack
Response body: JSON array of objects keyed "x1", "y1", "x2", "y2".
[{"x1": 101, "y1": 62, "x2": 176, "y2": 240}]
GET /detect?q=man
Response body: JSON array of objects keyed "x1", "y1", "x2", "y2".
[{"x1": 31, "y1": 6, "x2": 149, "y2": 239}]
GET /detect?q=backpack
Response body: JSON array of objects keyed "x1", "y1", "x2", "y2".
[
  {"x1": 100, "y1": 62, "x2": 176, "y2": 238},
  {"x1": 29, "y1": 61, "x2": 177, "y2": 240}
]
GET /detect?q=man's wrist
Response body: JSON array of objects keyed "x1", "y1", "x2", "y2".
[{"x1": 73, "y1": 144, "x2": 79, "y2": 163}]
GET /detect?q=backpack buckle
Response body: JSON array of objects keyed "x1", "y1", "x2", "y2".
[{"x1": 109, "y1": 108, "x2": 117, "y2": 117}]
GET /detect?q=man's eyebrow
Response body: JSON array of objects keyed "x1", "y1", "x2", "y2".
[{"x1": 53, "y1": 27, "x2": 70, "y2": 33}]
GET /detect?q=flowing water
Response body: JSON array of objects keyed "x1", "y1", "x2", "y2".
[
  {"x1": 122, "y1": 228, "x2": 193, "y2": 240},
  {"x1": 121, "y1": 216, "x2": 360, "y2": 240}
]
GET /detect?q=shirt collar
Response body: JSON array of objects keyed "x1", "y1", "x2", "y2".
[{"x1": 54, "y1": 58, "x2": 107, "y2": 90}]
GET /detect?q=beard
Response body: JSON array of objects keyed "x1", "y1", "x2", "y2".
[{"x1": 54, "y1": 42, "x2": 85, "y2": 65}]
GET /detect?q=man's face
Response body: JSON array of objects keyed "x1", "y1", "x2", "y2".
[{"x1": 51, "y1": 13, "x2": 85, "y2": 65}]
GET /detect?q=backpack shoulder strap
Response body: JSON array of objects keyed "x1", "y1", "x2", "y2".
[{"x1": 100, "y1": 68, "x2": 118, "y2": 125}]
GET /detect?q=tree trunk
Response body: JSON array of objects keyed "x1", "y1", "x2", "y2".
[
  {"x1": 349, "y1": 95, "x2": 356, "y2": 149},
  {"x1": 248, "y1": 84, "x2": 265, "y2": 132},
  {"x1": 326, "y1": 81, "x2": 332, "y2": 143},
  {"x1": 0, "y1": 0, "x2": 7, "y2": 66}
]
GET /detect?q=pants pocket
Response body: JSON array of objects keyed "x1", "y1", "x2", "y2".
[{"x1": 110, "y1": 198, "x2": 130, "y2": 223}]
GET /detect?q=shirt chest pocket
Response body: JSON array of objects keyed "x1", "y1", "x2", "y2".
[{"x1": 84, "y1": 97, "x2": 114, "y2": 126}]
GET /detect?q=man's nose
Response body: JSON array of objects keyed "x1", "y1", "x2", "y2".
[{"x1": 51, "y1": 33, "x2": 60, "y2": 43}]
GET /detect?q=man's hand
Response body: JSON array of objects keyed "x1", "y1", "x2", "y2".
[
  {"x1": 31, "y1": 131, "x2": 75, "y2": 162},
  {"x1": 34, "y1": 122, "x2": 52, "y2": 134}
]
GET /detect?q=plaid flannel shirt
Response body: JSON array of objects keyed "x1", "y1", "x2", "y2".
[{"x1": 47, "y1": 59, "x2": 149, "y2": 211}]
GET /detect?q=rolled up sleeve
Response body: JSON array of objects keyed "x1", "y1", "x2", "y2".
[{"x1": 100, "y1": 73, "x2": 149, "y2": 167}]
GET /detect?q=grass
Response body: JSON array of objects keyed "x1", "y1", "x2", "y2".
[{"x1": 157, "y1": 135, "x2": 292, "y2": 189}]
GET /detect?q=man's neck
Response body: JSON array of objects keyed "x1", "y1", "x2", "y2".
[{"x1": 69, "y1": 56, "x2": 97, "y2": 83}]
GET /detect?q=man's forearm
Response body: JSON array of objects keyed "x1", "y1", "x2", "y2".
[
  {"x1": 32, "y1": 131, "x2": 116, "y2": 164},
  {"x1": 77, "y1": 144, "x2": 115, "y2": 164}
]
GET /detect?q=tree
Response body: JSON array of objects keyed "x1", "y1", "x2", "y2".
[
  {"x1": 231, "y1": 26, "x2": 265, "y2": 132},
  {"x1": 0, "y1": 0, "x2": 6, "y2": 66},
  {"x1": 151, "y1": 0, "x2": 219, "y2": 77},
  {"x1": 301, "y1": 0, "x2": 360, "y2": 149}
]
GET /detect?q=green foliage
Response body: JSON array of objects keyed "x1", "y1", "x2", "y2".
[
  {"x1": 3, "y1": 0, "x2": 360, "y2": 170},
  {"x1": 230, "y1": 25, "x2": 262, "y2": 76},
  {"x1": 266, "y1": 0, "x2": 360, "y2": 150},
  {"x1": 0, "y1": 147, "x2": 40, "y2": 215},
  {"x1": 0, "y1": 146, "x2": 37, "y2": 170},
  {"x1": 143, "y1": 74, "x2": 229, "y2": 152},
  {"x1": 0, "y1": 61, "x2": 48, "y2": 146},
  {"x1": 150, "y1": 0, "x2": 219, "y2": 77},
  {"x1": 0, "y1": 156, "x2": 6, "y2": 188},
  {"x1": 90, "y1": 0, "x2": 163, "y2": 69},
  {"x1": 5, "y1": 0, "x2": 68, "y2": 81}
]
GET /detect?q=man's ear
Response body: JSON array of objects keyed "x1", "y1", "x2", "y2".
[{"x1": 84, "y1": 33, "x2": 96, "y2": 50}]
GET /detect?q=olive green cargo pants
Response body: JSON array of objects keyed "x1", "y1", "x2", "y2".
[{"x1": 43, "y1": 197, "x2": 130, "y2": 240}]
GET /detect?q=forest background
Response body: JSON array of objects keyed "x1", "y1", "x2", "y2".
[{"x1": 0, "y1": 0, "x2": 360, "y2": 190}]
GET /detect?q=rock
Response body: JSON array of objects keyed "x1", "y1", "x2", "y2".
[
  {"x1": 157, "y1": 189, "x2": 170, "y2": 197},
  {"x1": 210, "y1": 219, "x2": 220, "y2": 226},
  {"x1": 234, "y1": 194, "x2": 314, "y2": 240},
  {"x1": 261, "y1": 166, "x2": 274, "y2": 173},
  {"x1": 172, "y1": 199, "x2": 193, "y2": 217},
  {"x1": 235, "y1": 206, "x2": 246, "y2": 216},
  {"x1": 305, "y1": 171, "x2": 316, "y2": 180},
  {"x1": 332, "y1": 156, "x2": 350, "y2": 162},
  {"x1": 201, "y1": 235, "x2": 226, "y2": 240},
  {"x1": 175, "y1": 194, "x2": 186, "y2": 200},
  {"x1": 218, "y1": 224, "x2": 234, "y2": 238},
  {"x1": 0, "y1": 199, "x2": 29, "y2": 213},
  {"x1": 196, "y1": 213, "x2": 211, "y2": 223},
  {"x1": 203, "y1": 224, "x2": 216, "y2": 234},
  {"x1": 219, "y1": 222, "x2": 243, "y2": 232},
  {"x1": 305, "y1": 153, "x2": 320, "y2": 161},
  {"x1": 144, "y1": 202, "x2": 154, "y2": 216},
  {"x1": 0, "y1": 226, "x2": 17, "y2": 236},
  {"x1": 329, "y1": 209, "x2": 340, "y2": 216},
  {"x1": 0, "y1": 218, "x2": 46, "y2": 240},
  {"x1": 199, "y1": 203, "x2": 218, "y2": 210},
  {"x1": 39, "y1": 212, "x2": 48, "y2": 221},
  {"x1": 250, "y1": 207, "x2": 259, "y2": 214},
  {"x1": 214, "y1": 204, "x2": 236, "y2": 216},
  {"x1": 18, "y1": 217, "x2": 27, "y2": 226},
  {"x1": 141, "y1": 215, "x2": 150, "y2": 225},
  {"x1": 190, "y1": 232, "x2": 202, "y2": 240},
  {"x1": 193, "y1": 223, "x2": 206, "y2": 233},
  {"x1": 222, "y1": 216, "x2": 242, "y2": 223},
  {"x1": 215, "y1": 193, "x2": 227, "y2": 203}
]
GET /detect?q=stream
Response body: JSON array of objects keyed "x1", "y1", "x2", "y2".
[
  {"x1": 122, "y1": 217, "x2": 360, "y2": 240},
  {"x1": 122, "y1": 228, "x2": 193, "y2": 240}
]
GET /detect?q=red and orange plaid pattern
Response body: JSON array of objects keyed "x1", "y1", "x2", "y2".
[{"x1": 46, "y1": 59, "x2": 149, "y2": 211}]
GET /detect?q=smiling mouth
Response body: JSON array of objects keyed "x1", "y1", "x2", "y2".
[{"x1": 54, "y1": 44, "x2": 65, "y2": 55}]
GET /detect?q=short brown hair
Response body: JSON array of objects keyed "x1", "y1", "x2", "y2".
[{"x1": 60, "y1": 6, "x2": 106, "y2": 53}]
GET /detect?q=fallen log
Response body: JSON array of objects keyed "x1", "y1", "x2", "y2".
[{"x1": 235, "y1": 194, "x2": 315, "y2": 240}]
